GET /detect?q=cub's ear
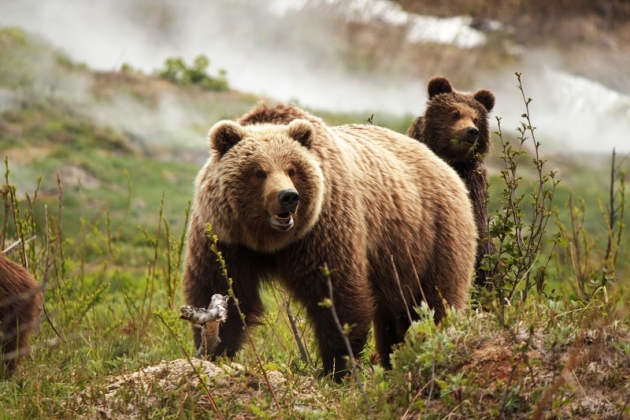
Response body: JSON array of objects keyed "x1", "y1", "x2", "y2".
[
  {"x1": 428, "y1": 76, "x2": 453, "y2": 98},
  {"x1": 208, "y1": 120, "x2": 245, "y2": 155},
  {"x1": 287, "y1": 119, "x2": 314, "y2": 148},
  {"x1": 474, "y1": 89, "x2": 495, "y2": 112}
]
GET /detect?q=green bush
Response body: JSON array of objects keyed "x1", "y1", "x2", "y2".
[{"x1": 157, "y1": 55, "x2": 229, "y2": 92}]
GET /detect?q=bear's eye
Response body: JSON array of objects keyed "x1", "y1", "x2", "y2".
[
  {"x1": 473, "y1": 118, "x2": 479, "y2": 125},
  {"x1": 254, "y1": 170, "x2": 266, "y2": 179},
  {"x1": 452, "y1": 112, "x2": 460, "y2": 120},
  {"x1": 288, "y1": 168, "x2": 296, "y2": 177}
]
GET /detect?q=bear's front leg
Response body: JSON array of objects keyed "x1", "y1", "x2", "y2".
[{"x1": 184, "y1": 223, "x2": 270, "y2": 357}]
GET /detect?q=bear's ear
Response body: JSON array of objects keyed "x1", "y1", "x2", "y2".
[
  {"x1": 473, "y1": 89, "x2": 495, "y2": 112},
  {"x1": 287, "y1": 119, "x2": 314, "y2": 148},
  {"x1": 428, "y1": 76, "x2": 453, "y2": 98},
  {"x1": 208, "y1": 120, "x2": 245, "y2": 155}
]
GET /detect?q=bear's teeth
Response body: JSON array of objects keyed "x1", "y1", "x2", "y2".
[{"x1": 274, "y1": 213, "x2": 294, "y2": 225}]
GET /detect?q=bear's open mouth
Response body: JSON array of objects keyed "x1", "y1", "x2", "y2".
[{"x1": 270, "y1": 212, "x2": 295, "y2": 232}]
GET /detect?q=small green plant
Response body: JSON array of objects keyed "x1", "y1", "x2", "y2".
[
  {"x1": 157, "y1": 55, "x2": 229, "y2": 91},
  {"x1": 481, "y1": 73, "x2": 560, "y2": 312},
  {"x1": 119, "y1": 62, "x2": 141, "y2": 74}
]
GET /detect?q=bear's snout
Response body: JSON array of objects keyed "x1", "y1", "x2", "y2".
[
  {"x1": 466, "y1": 127, "x2": 479, "y2": 139},
  {"x1": 278, "y1": 189, "x2": 299, "y2": 213},
  {"x1": 269, "y1": 189, "x2": 299, "y2": 232}
]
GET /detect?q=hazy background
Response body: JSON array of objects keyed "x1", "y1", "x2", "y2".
[{"x1": 1, "y1": 0, "x2": 629, "y2": 153}]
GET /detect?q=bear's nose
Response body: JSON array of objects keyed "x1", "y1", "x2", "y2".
[
  {"x1": 467, "y1": 127, "x2": 479, "y2": 138},
  {"x1": 278, "y1": 189, "x2": 299, "y2": 212}
]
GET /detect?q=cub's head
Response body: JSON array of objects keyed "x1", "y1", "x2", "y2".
[
  {"x1": 197, "y1": 119, "x2": 324, "y2": 252},
  {"x1": 409, "y1": 76, "x2": 495, "y2": 166}
]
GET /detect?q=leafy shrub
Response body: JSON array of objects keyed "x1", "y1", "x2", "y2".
[
  {"x1": 157, "y1": 55, "x2": 229, "y2": 91},
  {"x1": 480, "y1": 73, "x2": 560, "y2": 310}
]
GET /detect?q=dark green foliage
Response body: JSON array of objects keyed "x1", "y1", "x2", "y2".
[{"x1": 157, "y1": 55, "x2": 229, "y2": 91}]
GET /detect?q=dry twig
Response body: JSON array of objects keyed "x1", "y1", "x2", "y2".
[{"x1": 180, "y1": 294, "x2": 229, "y2": 357}]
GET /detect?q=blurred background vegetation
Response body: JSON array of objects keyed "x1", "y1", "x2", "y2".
[{"x1": 0, "y1": 0, "x2": 629, "y2": 417}]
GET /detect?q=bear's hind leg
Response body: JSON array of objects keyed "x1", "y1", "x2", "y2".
[
  {"x1": 307, "y1": 297, "x2": 372, "y2": 382},
  {"x1": 286, "y1": 265, "x2": 373, "y2": 382},
  {"x1": 373, "y1": 306, "x2": 412, "y2": 368}
]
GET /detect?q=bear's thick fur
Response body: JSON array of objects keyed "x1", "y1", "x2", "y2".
[
  {"x1": 407, "y1": 76, "x2": 496, "y2": 288},
  {"x1": 0, "y1": 252, "x2": 42, "y2": 377},
  {"x1": 184, "y1": 103, "x2": 477, "y2": 378}
]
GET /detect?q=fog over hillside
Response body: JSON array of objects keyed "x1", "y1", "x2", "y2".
[{"x1": 1, "y1": 0, "x2": 628, "y2": 153}]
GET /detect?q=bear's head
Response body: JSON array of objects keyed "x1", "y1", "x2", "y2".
[
  {"x1": 199, "y1": 119, "x2": 325, "y2": 253},
  {"x1": 410, "y1": 76, "x2": 495, "y2": 167}
]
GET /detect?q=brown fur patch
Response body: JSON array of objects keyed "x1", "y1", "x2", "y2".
[{"x1": 0, "y1": 253, "x2": 42, "y2": 377}]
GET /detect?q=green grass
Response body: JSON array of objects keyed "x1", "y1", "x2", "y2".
[{"x1": 0, "y1": 25, "x2": 629, "y2": 419}]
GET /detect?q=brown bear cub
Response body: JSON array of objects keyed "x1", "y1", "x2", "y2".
[
  {"x1": 184, "y1": 103, "x2": 477, "y2": 380},
  {"x1": 407, "y1": 76, "x2": 496, "y2": 288},
  {"x1": 0, "y1": 252, "x2": 42, "y2": 378}
]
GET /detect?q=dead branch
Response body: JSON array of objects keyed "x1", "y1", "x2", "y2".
[
  {"x1": 180, "y1": 294, "x2": 229, "y2": 358},
  {"x1": 2, "y1": 236, "x2": 37, "y2": 254},
  {"x1": 286, "y1": 299, "x2": 308, "y2": 363}
]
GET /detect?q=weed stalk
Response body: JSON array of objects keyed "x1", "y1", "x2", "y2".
[
  {"x1": 320, "y1": 263, "x2": 373, "y2": 420},
  {"x1": 206, "y1": 224, "x2": 282, "y2": 412}
]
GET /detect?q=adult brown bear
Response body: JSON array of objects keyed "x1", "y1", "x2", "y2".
[{"x1": 184, "y1": 103, "x2": 477, "y2": 379}]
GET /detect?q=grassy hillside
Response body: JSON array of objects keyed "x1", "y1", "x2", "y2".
[{"x1": 1, "y1": 27, "x2": 629, "y2": 419}]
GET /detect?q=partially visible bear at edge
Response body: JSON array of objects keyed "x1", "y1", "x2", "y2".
[
  {"x1": 0, "y1": 252, "x2": 42, "y2": 378},
  {"x1": 407, "y1": 76, "x2": 497, "y2": 289},
  {"x1": 183, "y1": 103, "x2": 477, "y2": 380}
]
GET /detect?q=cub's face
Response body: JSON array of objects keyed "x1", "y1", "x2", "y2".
[
  {"x1": 421, "y1": 76, "x2": 495, "y2": 165},
  {"x1": 199, "y1": 120, "x2": 324, "y2": 253},
  {"x1": 442, "y1": 102, "x2": 483, "y2": 151}
]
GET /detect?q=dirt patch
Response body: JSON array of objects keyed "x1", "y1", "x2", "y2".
[
  {"x1": 79, "y1": 358, "x2": 327, "y2": 419},
  {"x1": 457, "y1": 325, "x2": 630, "y2": 418},
  {"x1": 463, "y1": 344, "x2": 518, "y2": 384}
]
